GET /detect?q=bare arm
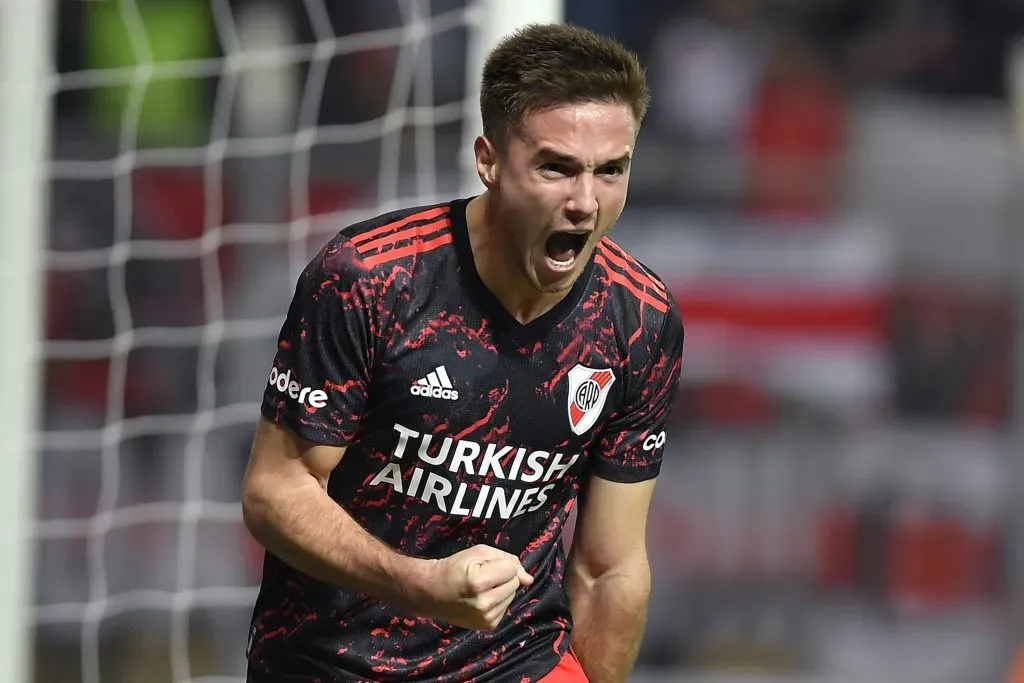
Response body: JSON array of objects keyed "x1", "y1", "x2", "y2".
[
  {"x1": 566, "y1": 475, "x2": 656, "y2": 683},
  {"x1": 241, "y1": 417, "x2": 531, "y2": 629},
  {"x1": 241, "y1": 416, "x2": 435, "y2": 613},
  {"x1": 246, "y1": 239, "x2": 531, "y2": 629}
]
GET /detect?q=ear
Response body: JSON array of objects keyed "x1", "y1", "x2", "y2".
[{"x1": 474, "y1": 135, "x2": 500, "y2": 188}]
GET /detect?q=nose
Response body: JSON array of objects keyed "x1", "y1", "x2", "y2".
[{"x1": 565, "y1": 174, "x2": 598, "y2": 224}]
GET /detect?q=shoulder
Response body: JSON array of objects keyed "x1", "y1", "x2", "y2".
[
  {"x1": 296, "y1": 201, "x2": 456, "y2": 317},
  {"x1": 336, "y1": 201, "x2": 455, "y2": 270},
  {"x1": 300, "y1": 201, "x2": 455, "y2": 284},
  {"x1": 593, "y1": 237, "x2": 683, "y2": 340}
]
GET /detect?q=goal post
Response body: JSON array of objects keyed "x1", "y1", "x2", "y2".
[
  {"x1": 461, "y1": 0, "x2": 565, "y2": 196},
  {"x1": 0, "y1": 0, "x2": 55, "y2": 681}
]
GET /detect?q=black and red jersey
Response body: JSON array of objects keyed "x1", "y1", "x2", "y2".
[{"x1": 247, "y1": 197, "x2": 684, "y2": 682}]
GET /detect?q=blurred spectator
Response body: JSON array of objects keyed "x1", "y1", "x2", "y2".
[
  {"x1": 842, "y1": 0, "x2": 1024, "y2": 98},
  {"x1": 649, "y1": 0, "x2": 767, "y2": 145},
  {"x1": 743, "y1": 36, "x2": 848, "y2": 221},
  {"x1": 83, "y1": 0, "x2": 216, "y2": 146},
  {"x1": 890, "y1": 284, "x2": 1011, "y2": 424}
]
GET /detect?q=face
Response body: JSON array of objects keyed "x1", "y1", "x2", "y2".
[{"x1": 476, "y1": 100, "x2": 637, "y2": 295}]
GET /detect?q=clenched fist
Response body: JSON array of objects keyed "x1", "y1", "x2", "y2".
[{"x1": 420, "y1": 545, "x2": 533, "y2": 631}]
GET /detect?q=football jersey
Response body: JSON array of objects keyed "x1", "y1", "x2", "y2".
[{"x1": 247, "y1": 198, "x2": 684, "y2": 682}]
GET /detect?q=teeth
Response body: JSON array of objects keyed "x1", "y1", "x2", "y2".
[{"x1": 546, "y1": 253, "x2": 575, "y2": 266}]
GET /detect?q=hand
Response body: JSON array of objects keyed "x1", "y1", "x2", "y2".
[{"x1": 421, "y1": 545, "x2": 533, "y2": 631}]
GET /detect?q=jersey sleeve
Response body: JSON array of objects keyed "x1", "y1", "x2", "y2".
[
  {"x1": 260, "y1": 238, "x2": 378, "y2": 446},
  {"x1": 591, "y1": 304, "x2": 684, "y2": 483}
]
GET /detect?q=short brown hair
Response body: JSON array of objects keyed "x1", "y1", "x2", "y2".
[{"x1": 480, "y1": 24, "x2": 649, "y2": 150}]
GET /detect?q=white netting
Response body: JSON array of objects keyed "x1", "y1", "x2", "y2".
[{"x1": 35, "y1": 1, "x2": 493, "y2": 681}]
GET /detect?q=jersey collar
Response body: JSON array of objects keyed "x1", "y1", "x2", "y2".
[{"x1": 450, "y1": 197, "x2": 595, "y2": 339}]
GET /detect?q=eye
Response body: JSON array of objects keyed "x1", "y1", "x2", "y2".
[
  {"x1": 540, "y1": 163, "x2": 572, "y2": 177},
  {"x1": 598, "y1": 165, "x2": 625, "y2": 177}
]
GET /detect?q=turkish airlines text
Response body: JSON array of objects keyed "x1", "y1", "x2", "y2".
[{"x1": 368, "y1": 423, "x2": 582, "y2": 520}]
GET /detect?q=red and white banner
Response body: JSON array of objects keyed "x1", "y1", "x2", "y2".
[{"x1": 613, "y1": 214, "x2": 894, "y2": 418}]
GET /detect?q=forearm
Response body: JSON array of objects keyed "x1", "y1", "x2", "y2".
[
  {"x1": 243, "y1": 477, "x2": 432, "y2": 614},
  {"x1": 566, "y1": 558, "x2": 651, "y2": 683}
]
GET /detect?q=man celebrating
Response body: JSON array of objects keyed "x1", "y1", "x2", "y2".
[{"x1": 243, "y1": 23, "x2": 684, "y2": 683}]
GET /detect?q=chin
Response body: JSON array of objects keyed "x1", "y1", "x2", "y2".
[{"x1": 530, "y1": 268, "x2": 580, "y2": 295}]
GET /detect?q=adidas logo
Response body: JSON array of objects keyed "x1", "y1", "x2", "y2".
[{"x1": 410, "y1": 365, "x2": 460, "y2": 401}]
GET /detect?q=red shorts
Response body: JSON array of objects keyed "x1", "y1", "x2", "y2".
[{"x1": 538, "y1": 648, "x2": 588, "y2": 682}]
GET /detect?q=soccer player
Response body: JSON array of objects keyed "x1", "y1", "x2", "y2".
[{"x1": 242, "y1": 23, "x2": 684, "y2": 683}]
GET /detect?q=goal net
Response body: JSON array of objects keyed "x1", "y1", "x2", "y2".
[{"x1": 18, "y1": 1, "x2": 561, "y2": 681}]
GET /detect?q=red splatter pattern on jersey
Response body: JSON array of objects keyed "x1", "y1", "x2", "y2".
[{"x1": 249, "y1": 199, "x2": 684, "y2": 682}]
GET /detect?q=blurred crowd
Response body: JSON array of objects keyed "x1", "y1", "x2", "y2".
[{"x1": 32, "y1": 0, "x2": 1024, "y2": 681}]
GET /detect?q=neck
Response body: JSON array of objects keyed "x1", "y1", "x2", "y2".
[{"x1": 466, "y1": 193, "x2": 565, "y2": 325}]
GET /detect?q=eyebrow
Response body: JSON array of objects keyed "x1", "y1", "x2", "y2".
[{"x1": 535, "y1": 147, "x2": 632, "y2": 168}]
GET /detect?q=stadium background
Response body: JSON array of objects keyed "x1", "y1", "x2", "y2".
[{"x1": 5, "y1": 0, "x2": 1024, "y2": 681}]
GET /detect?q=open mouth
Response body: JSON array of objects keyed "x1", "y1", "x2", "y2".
[{"x1": 544, "y1": 232, "x2": 589, "y2": 267}]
